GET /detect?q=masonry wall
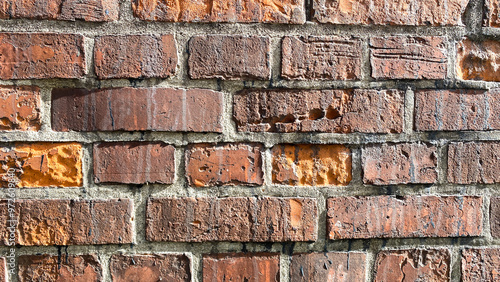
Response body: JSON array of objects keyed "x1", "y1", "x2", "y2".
[{"x1": 0, "y1": 0, "x2": 499, "y2": 281}]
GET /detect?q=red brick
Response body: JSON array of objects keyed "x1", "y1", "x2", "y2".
[
  {"x1": 370, "y1": 36, "x2": 447, "y2": 80},
  {"x1": 185, "y1": 143, "x2": 263, "y2": 187},
  {"x1": 415, "y1": 89, "x2": 500, "y2": 131},
  {"x1": 462, "y1": 248, "x2": 500, "y2": 281},
  {"x1": 203, "y1": 253, "x2": 279, "y2": 281},
  {"x1": 52, "y1": 87, "x2": 222, "y2": 132},
  {"x1": 233, "y1": 89, "x2": 404, "y2": 133},
  {"x1": 94, "y1": 35, "x2": 177, "y2": 79},
  {"x1": 272, "y1": 144, "x2": 352, "y2": 186},
  {"x1": 18, "y1": 254, "x2": 102, "y2": 282},
  {"x1": 313, "y1": 0, "x2": 468, "y2": 25},
  {"x1": 94, "y1": 142, "x2": 175, "y2": 184},
  {"x1": 0, "y1": 33, "x2": 85, "y2": 79},
  {"x1": 132, "y1": 0, "x2": 305, "y2": 23},
  {"x1": 282, "y1": 36, "x2": 362, "y2": 80},
  {"x1": 0, "y1": 0, "x2": 119, "y2": 21},
  {"x1": 492, "y1": 197, "x2": 500, "y2": 238},
  {"x1": 485, "y1": 0, "x2": 500, "y2": 27},
  {"x1": 290, "y1": 252, "x2": 366, "y2": 281},
  {"x1": 362, "y1": 143, "x2": 438, "y2": 185},
  {"x1": 327, "y1": 196, "x2": 483, "y2": 239},
  {"x1": 457, "y1": 38, "x2": 500, "y2": 81},
  {"x1": 448, "y1": 142, "x2": 500, "y2": 184},
  {"x1": 188, "y1": 35, "x2": 270, "y2": 80},
  {"x1": 0, "y1": 86, "x2": 41, "y2": 131},
  {"x1": 374, "y1": 249, "x2": 450, "y2": 281},
  {"x1": 146, "y1": 197, "x2": 317, "y2": 242},
  {"x1": 111, "y1": 254, "x2": 190, "y2": 282}
]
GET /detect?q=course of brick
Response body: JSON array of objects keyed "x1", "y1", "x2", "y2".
[{"x1": 0, "y1": 0, "x2": 499, "y2": 281}]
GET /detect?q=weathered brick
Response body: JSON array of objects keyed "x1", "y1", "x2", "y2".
[
  {"x1": 485, "y1": 0, "x2": 500, "y2": 27},
  {"x1": 290, "y1": 252, "x2": 366, "y2": 281},
  {"x1": 362, "y1": 143, "x2": 437, "y2": 185},
  {"x1": 203, "y1": 253, "x2": 279, "y2": 281},
  {"x1": 457, "y1": 38, "x2": 500, "y2": 81},
  {"x1": 111, "y1": 254, "x2": 190, "y2": 281},
  {"x1": 448, "y1": 142, "x2": 500, "y2": 184},
  {"x1": 0, "y1": 143, "x2": 82, "y2": 188},
  {"x1": 415, "y1": 89, "x2": 500, "y2": 131},
  {"x1": 188, "y1": 35, "x2": 270, "y2": 80},
  {"x1": 462, "y1": 248, "x2": 500, "y2": 281},
  {"x1": 18, "y1": 255, "x2": 102, "y2": 282},
  {"x1": 132, "y1": 0, "x2": 305, "y2": 23},
  {"x1": 94, "y1": 35, "x2": 177, "y2": 79},
  {"x1": 234, "y1": 89, "x2": 404, "y2": 133},
  {"x1": 370, "y1": 36, "x2": 447, "y2": 80},
  {"x1": 327, "y1": 196, "x2": 482, "y2": 239},
  {"x1": 374, "y1": 249, "x2": 450, "y2": 281},
  {"x1": 0, "y1": 0, "x2": 119, "y2": 21},
  {"x1": 94, "y1": 142, "x2": 175, "y2": 184},
  {"x1": 185, "y1": 143, "x2": 263, "y2": 187},
  {"x1": 492, "y1": 197, "x2": 500, "y2": 238},
  {"x1": 272, "y1": 144, "x2": 352, "y2": 186},
  {"x1": 52, "y1": 87, "x2": 222, "y2": 132},
  {"x1": 0, "y1": 33, "x2": 85, "y2": 79},
  {"x1": 0, "y1": 86, "x2": 41, "y2": 131},
  {"x1": 313, "y1": 0, "x2": 469, "y2": 26},
  {"x1": 0, "y1": 258, "x2": 5, "y2": 282},
  {"x1": 282, "y1": 36, "x2": 362, "y2": 80},
  {"x1": 146, "y1": 197, "x2": 317, "y2": 242}
]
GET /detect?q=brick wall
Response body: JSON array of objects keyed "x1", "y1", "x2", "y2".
[{"x1": 0, "y1": 0, "x2": 499, "y2": 281}]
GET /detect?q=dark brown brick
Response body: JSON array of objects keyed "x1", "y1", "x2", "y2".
[
  {"x1": 188, "y1": 35, "x2": 270, "y2": 80},
  {"x1": 93, "y1": 142, "x2": 175, "y2": 184},
  {"x1": 146, "y1": 197, "x2": 317, "y2": 242},
  {"x1": 290, "y1": 252, "x2": 366, "y2": 281},
  {"x1": 462, "y1": 248, "x2": 500, "y2": 281},
  {"x1": 448, "y1": 142, "x2": 500, "y2": 184},
  {"x1": 282, "y1": 36, "x2": 362, "y2": 80},
  {"x1": 486, "y1": 0, "x2": 500, "y2": 27},
  {"x1": 457, "y1": 38, "x2": 500, "y2": 82},
  {"x1": 0, "y1": 86, "x2": 41, "y2": 131},
  {"x1": 94, "y1": 35, "x2": 177, "y2": 79},
  {"x1": 370, "y1": 36, "x2": 447, "y2": 80},
  {"x1": 362, "y1": 143, "x2": 438, "y2": 185},
  {"x1": 490, "y1": 197, "x2": 500, "y2": 238},
  {"x1": 203, "y1": 253, "x2": 280, "y2": 281},
  {"x1": 375, "y1": 249, "x2": 450, "y2": 282},
  {"x1": 233, "y1": 89, "x2": 404, "y2": 133},
  {"x1": 0, "y1": 33, "x2": 86, "y2": 79},
  {"x1": 327, "y1": 196, "x2": 483, "y2": 239},
  {"x1": 415, "y1": 89, "x2": 500, "y2": 131},
  {"x1": 110, "y1": 254, "x2": 190, "y2": 282},
  {"x1": 185, "y1": 143, "x2": 263, "y2": 187}
]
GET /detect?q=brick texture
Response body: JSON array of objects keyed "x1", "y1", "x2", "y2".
[
  {"x1": 146, "y1": 197, "x2": 317, "y2": 242},
  {"x1": 448, "y1": 142, "x2": 500, "y2": 184},
  {"x1": 0, "y1": 86, "x2": 41, "y2": 131},
  {"x1": 457, "y1": 38, "x2": 500, "y2": 81},
  {"x1": 110, "y1": 254, "x2": 190, "y2": 281},
  {"x1": 491, "y1": 197, "x2": 500, "y2": 238},
  {"x1": 203, "y1": 253, "x2": 280, "y2": 281},
  {"x1": 462, "y1": 248, "x2": 500, "y2": 281},
  {"x1": 18, "y1": 255, "x2": 102, "y2": 282},
  {"x1": 290, "y1": 252, "x2": 366, "y2": 281},
  {"x1": 0, "y1": 258, "x2": 4, "y2": 282},
  {"x1": 327, "y1": 196, "x2": 483, "y2": 239},
  {"x1": 485, "y1": 0, "x2": 500, "y2": 27}
]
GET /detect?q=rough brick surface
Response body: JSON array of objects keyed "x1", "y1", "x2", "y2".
[
  {"x1": 0, "y1": 143, "x2": 82, "y2": 188},
  {"x1": 462, "y1": 248, "x2": 500, "y2": 281},
  {"x1": 415, "y1": 89, "x2": 500, "y2": 131},
  {"x1": 94, "y1": 142, "x2": 175, "y2": 184},
  {"x1": 362, "y1": 143, "x2": 438, "y2": 185},
  {"x1": 448, "y1": 142, "x2": 500, "y2": 184},
  {"x1": 327, "y1": 196, "x2": 482, "y2": 239},
  {"x1": 485, "y1": 0, "x2": 500, "y2": 27},
  {"x1": 370, "y1": 36, "x2": 447, "y2": 80},
  {"x1": 457, "y1": 38, "x2": 500, "y2": 81},
  {"x1": 132, "y1": 0, "x2": 305, "y2": 23},
  {"x1": 282, "y1": 36, "x2": 362, "y2": 80},
  {"x1": 290, "y1": 252, "x2": 366, "y2": 281},
  {"x1": 188, "y1": 35, "x2": 270, "y2": 80},
  {"x1": 272, "y1": 144, "x2": 352, "y2": 186},
  {"x1": 111, "y1": 254, "x2": 190, "y2": 282},
  {"x1": 52, "y1": 87, "x2": 222, "y2": 132},
  {"x1": 233, "y1": 89, "x2": 404, "y2": 133},
  {"x1": 203, "y1": 253, "x2": 279, "y2": 281},
  {"x1": 18, "y1": 255, "x2": 102, "y2": 282},
  {"x1": 0, "y1": 258, "x2": 4, "y2": 282},
  {"x1": 146, "y1": 197, "x2": 317, "y2": 242},
  {"x1": 0, "y1": 0, "x2": 119, "y2": 21},
  {"x1": 185, "y1": 143, "x2": 263, "y2": 187},
  {"x1": 490, "y1": 197, "x2": 500, "y2": 238},
  {"x1": 374, "y1": 249, "x2": 450, "y2": 282},
  {"x1": 0, "y1": 86, "x2": 41, "y2": 131},
  {"x1": 0, "y1": 33, "x2": 86, "y2": 79},
  {"x1": 94, "y1": 35, "x2": 177, "y2": 79}
]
